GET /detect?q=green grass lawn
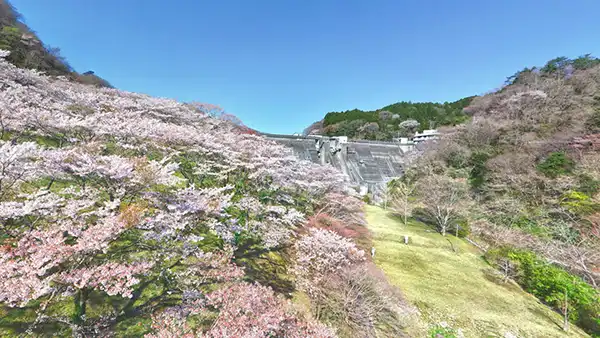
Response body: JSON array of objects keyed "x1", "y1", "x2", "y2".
[{"x1": 366, "y1": 205, "x2": 589, "y2": 338}]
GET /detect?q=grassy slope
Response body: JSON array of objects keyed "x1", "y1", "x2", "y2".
[{"x1": 365, "y1": 205, "x2": 589, "y2": 338}]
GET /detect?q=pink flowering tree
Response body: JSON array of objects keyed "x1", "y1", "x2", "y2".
[
  {"x1": 0, "y1": 48, "x2": 370, "y2": 336},
  {"x1": 145, "y1": 282, "x2": 337, "y2": 338},
  {"x1": 294, "y1": 228, "x2": 366, "y2": 296}
]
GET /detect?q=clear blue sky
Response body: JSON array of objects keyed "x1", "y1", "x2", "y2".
[{"x1": 11, "y1": 0, "x2": 600, "y2": 134}]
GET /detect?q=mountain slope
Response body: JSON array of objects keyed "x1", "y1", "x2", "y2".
[
  {"x1": 401, "y1": 55, "x2": 600, "y2": 335},
  {"x1": 0, "y1": 0, "x2": 112, "y2": 87},
  {"x1": 305, "y1": 96, "x2": 474, "y2": 140},
  {"x1": 0, "y1": 51, "x2": 415, "y2": 337},
  {"x1": 367, "y1": 205, "x2": 589, "y2": 337}
]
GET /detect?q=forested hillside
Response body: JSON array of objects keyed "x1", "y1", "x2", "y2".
[
  {"x1": 0, "y1": 0, "x2": 111, "y2": 87},
  {"x1": 390, "y1": 54, "x2": 600, "y2": 335},
  {"x1": 304, "y1": 96, "x2": 474, "y2": 140},
  {"x1": 0, "y1": 47, "x2": 419, "y2": 336}
]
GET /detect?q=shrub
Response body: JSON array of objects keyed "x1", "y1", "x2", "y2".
[
  {"x1": 585, "y1": 108, "x2": 600, "y2": 133},
  {"x1": 468, "y1": 151, "x2": 490, "y2": 190},
  {"x1": 453, "y1": 218, "x2": 471, "y2": 238},
  {"x1": 486, "y1": 248, "x2": 600, "y2": 335},
  {"x1": 512, "y1": 216, "x2": 551, "y2": 238},
  {"x1": 293, "y1": 229, "x2": 365, "y2": 296},
  {"x1": 443, "y1": 145, "x2": 470, "y2": 169},
  {"x1": 73, "y1": 72, "x2": 113, "y2": 88},
  {"x1": 537, "y1": 152, "x2": 575, "y2": 178},
  {"x1": 312, "y1": 264, "x2": 409, "y2": 338},
  {"x1": 411, "y1": 207, "x2": 435, "y2": 225},
  {"x1": 578, "y1": 174, "x2": 600, "y2": 196},
  {"x1": 560, "y1": 190, "x2": 600, "y2": 215},
  {"x1": 428, "y1": 325, "x2": 458, "y2": 338}
]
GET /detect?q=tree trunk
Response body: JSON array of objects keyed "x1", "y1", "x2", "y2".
[
  {"x1": 73, "y1": 288, "x2": 89, "y2": 325},
  {"x1": 563, "y1": 288, "x2": 569, "y2": 332},
  {"x1": 403, "y1": 200, "x2": 408, "y2": 225}
]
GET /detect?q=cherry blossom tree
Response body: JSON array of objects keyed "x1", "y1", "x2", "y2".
[
  {"x1": 294, "y1": 229, "x2": 365, "y2": 296},
  {"x1": 0, "y1": 48, "x2": 370, "y2": 336}
]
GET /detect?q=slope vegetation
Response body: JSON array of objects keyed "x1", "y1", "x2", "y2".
[
  {"x1": 305, "y1": 96, "x2": 473, "y2": 140},
  {"x1": 402, "y1": 55, "x2": 600, "y2": 335},
  {"x1": 0, "y1": 51, "x2": 414, "y2": 337},
  {"x1": 366, "y1": 205, "x2": 589, "y2": 337},
  {"x1": 0, "y1": 0, "x2": 111, "y2": 87}
]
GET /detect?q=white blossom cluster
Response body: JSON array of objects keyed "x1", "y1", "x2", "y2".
[{"x1": 0, "y1": 48, "x2": 367, "y2": 337}]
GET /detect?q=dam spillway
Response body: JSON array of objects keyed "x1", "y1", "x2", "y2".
[{"x1": 263, "y1": 133, "x2": 411, "y2": 193}]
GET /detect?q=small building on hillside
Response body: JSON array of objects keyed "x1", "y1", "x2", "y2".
[{"x1": 412, "y1": 129, "x2": 440, "y2": 143}]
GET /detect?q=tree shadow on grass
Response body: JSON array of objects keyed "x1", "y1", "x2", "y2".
[
  {"x1": 0, "y1": 302, "x2": 71, "y2": 336},
  {"x1": 528, "y1": 305, "x2": 563, "y2": 332},
  {"x1": 234, "y1": 236, "x2": 295, "y2": 297},
  {"x1": 236, "y1": 252, "x2": 295, "y2": 296}
]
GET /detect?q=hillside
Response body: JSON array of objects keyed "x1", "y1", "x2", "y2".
[
  {"x1": 304, "y1": 96, "x2": 474, "y2": 140},
  {"x1": 367, "y1": 205, "x2": 589, "y2": 337},
  {"x1": 0, "y1": 48, "x2": 419, "y2": 337},
  {"x1": 0, "y1": 0, "x2": 112, "y2": 87},
  {"x1": 2, "y1": 1, "x2": 599, "y2": 336},
  {"x1": 391, "y1": 54, "x2": 600, "y2": 336}
]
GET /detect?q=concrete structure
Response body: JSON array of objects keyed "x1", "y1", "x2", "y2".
[
  {"x1": 412, "y1": 129, "x2": 440, "y2": 143},
  {"x1": 262, "y1": 133, "x2": 415, "y2": 196}
]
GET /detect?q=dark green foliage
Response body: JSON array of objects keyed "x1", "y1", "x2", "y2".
[
  {"x1": 585, "y1": 99, "x2": 600, "y2": 133},
  {"x1": 0, "y1": 24, "x2": 72, "y2": 76},
  {"x1": 506, "y1": 54, "x2": 600, "y2": 86},
  {"x1": 468, "y1": 151, "x2": 489, "y2": 189},
  {"x1": 321, "y1": 97, "x2": 474, "y2": 140},
  {"x1": 560, "y1": 191, "x2": 600, "y2": 215},
  {"x1": 74, "y1": 72, "x2": 113, "y2": 88},
  {"x1": 537, "y1": 152, "x2": 575, "y2": 178},
  {"x1": 324, "y1": 109, "x2": 378, "y2": 126},
  {"x1": 0, "y1": 0, "x2": 111, "y2": 86},
  {"x1": 445, "y1": 148, "x2": 470, "y2": 169},
  {"x1": 505, "y1": 67, "x2": 535, "y2": 85},
  {"x1": 577, "y1": 174, "x2": 600, "y2": 196},
  {"x1": 486, "y1": 248, "x2": 600, "y2": 335},
  {"x1": 541, "y1": 56, "x2": 571, "y2": 74},
  {"x1": 511, "y1": 216, "x2": 551, "y2": 238},
  {"x1": 428, "y1": 325, "x2": 458, "y2": 338},
  {"x1": 572, "y1": 54, "x2": 600, "y2": 70},
  {"x1": 453, "y1": 218, "x2": 470, "y2": 238},
  {"x1": 411, "y1": 207, "x2": 435, "y2": 226}
]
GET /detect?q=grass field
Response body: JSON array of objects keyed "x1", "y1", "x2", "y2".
[{"x1": 366, "y1": 205, "x2": 589, "y2": 337}]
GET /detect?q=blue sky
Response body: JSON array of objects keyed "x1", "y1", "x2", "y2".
[{"x1": 11, "y1": 0, "x2": 600, "y2": 134}]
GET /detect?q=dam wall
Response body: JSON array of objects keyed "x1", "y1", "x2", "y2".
[{"x1": 263, "y1": 133, "x2": 413, "y2": 194}]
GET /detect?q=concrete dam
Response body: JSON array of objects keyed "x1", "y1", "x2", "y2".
[{"x1": 263, "y1": 133, "x2": 414, "y2": 194}]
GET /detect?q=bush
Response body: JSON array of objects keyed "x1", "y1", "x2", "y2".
[
  {"x1": 453, "y1": 218, "x2": 471, "y2": 238},
  {"x1": 312, "y1": 264, "x2": 409, "y2": 338},
  {"x1": 444, "y1": 145, "x2": 470, "y2": 169},
  {"x1": 73, "y1": 72, "x2": 113, "y2": 88},
  {"x1": 585, "y1": 108, "x2": 600, "y2": 133},
  {"x1": 511, "y1": 216, "x2": 551, "y2": 238},
  {"x1": 560, "y1": 190, "x2": 600, "y2": 215},
  {"x1": 428, "y1": 325, "x2": 458, "y2": 338},
  {"x1": 578, "y1": 174, "x2": 600, "y2": 196},
  {"x1": 537, "y1": 152, "x2": 575, "y2": 178},
  {"x1": 469, "y1": 151, "x2": 489, "y2": 190},
  {"x1": 411, "y1": 207, "x2": 435, "y2": 225},
  {"x1": 486, "y1": 248, "x2": 600, "y2": 335}
]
